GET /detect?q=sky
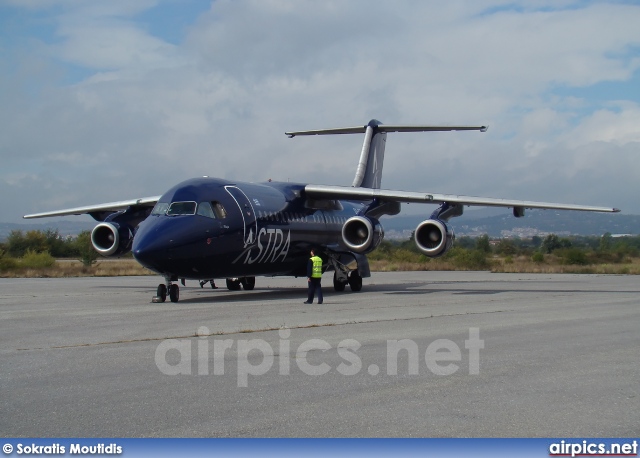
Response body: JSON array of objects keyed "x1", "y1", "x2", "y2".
[{"x1": 1, "y1": 0, "x2": 639, "y2": 224}]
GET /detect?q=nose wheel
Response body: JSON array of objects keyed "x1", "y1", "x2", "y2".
[
  {"x1": 156, "y1": 284, "x2": 167, "y2": 302},
  {"x1": 153, "y1": 278, "x2": 180, "y2": 303},
  {"x1": 169, "y1": 284, "x2": 179, "y2": 302}
]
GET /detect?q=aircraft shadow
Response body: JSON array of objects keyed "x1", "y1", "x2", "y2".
[{"x1": 162, "y1": 282, "x2": 640, "y2": 305}]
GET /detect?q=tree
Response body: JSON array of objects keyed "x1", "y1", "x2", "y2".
[
  {"x1": 475, "y1": 234, "x2": 491, "y2": 253},
  {"x1": 599, "y1": 232, "x2": 613, "y2": 252},
  {"x1": 541, "y1": 234, "x2": 561, "y2": 254},
  {"x1": 42, "y1": 229, "x2": 73, "y2": 257},
  {"x1": 456, "y1": 236, "x2": 476, "y2": 249},
  {"x1": 559, "y1": 238, "x2": 572, "y2": 249},
  {"x1": 75, "y1": 231, "x2": 98, "y2": 267},
  {"x1": 495, "y1": 239, "x2": 517, "y2": 256},
  {"x1": 6, "y1": 230, "x2": 28, "y2": 257}
]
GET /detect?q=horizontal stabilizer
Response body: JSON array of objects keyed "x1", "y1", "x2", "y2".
[{"x1": 286, "y1": 124, "x2": 487, "y2": 137}]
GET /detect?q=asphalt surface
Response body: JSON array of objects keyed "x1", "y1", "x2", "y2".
[{"x1": 1, "y1": 272, "x2": 639, "y2": 437}]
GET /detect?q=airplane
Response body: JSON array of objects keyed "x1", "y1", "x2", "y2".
[{"x1": 23, "y1": 119, "x2": 620, "y2": 303}]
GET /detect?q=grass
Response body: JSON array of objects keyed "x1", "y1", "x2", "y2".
[
  {"x1": 0, "y1": 258, "x2": 154, "y2": 278},
  {"x1": 489, "y1": 255, "x2": 640, "y2": 274},
  {"x1": 369, "y1": 255, "x2": 640, "y2": 275}
]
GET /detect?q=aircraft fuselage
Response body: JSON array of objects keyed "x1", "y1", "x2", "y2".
[{"x1": 132, "y1": 177, "x2": 366, "y2": 280}]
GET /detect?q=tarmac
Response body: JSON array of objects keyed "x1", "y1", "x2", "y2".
[{"x1": 1, "y1": 271, "x2": 639, "y2": 437}]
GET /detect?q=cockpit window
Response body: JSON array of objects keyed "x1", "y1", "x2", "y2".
[
  {"x1": 167, "y1": 201, "x2": 197, "y2": 216},
  {"x1": 197, "y1": 202, "x2": 215, "y2": 219},
  {"x1": 151, "y1": 202, "x2": 169, "y2": 215},
  {"x1": 196, "y1": 201, "x2": 227, "y2": 219},
  {"x1": 212, "y1": 202, "x2": 227, "y2": 219}
]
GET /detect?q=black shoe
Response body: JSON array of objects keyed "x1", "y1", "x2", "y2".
[
  {"x1": 318, "y1": 301, "x2": 323, "y2": 304},
  {"x1": 303, "y1": 301, "x2": 312, "y2": 304}
]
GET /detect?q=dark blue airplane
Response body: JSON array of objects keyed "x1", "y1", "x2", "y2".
[{"x1": 24, "y1": 120, "x2": 620, "y2": 302}]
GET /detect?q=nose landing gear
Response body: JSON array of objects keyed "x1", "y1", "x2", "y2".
[{"x1": 153, "y1": 277, "x2": 180, "y2": 303}]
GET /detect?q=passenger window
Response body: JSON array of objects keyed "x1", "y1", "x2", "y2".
[{"x1": 197, "y1": 202, "x2": 216, "y2": 219}]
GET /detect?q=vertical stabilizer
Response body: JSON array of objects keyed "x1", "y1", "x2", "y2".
[
  {"x1": 285, "y1": 120, "x2": 487, "y2": 191},
  {"x1": 352, "y1": 120, "x2": 386, "y2": 189}
]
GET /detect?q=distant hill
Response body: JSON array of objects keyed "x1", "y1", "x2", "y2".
[{"x1": 2, "y1": 210, "x2": 638, "y2": 242}]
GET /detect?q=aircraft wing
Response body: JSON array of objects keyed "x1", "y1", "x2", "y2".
[
  {"x1": 23, "y1": 196, "x2": 161, "y2": 219},
  {"x1": 304, "y1": 185, "x2": 620, "y2": 213}
]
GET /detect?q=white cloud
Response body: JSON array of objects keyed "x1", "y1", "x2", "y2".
[
  {"x1": 1, "y1": 0, "x2": 640, "y2": 223},
  {"x1": 562, "y1": 103, "x2": 640, "y2": 147}
]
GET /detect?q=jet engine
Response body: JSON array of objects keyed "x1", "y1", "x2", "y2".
[
  {"x1": 341, "y1": 216, "x2": 384, "y2": 253},
  {"x1": 91, "y1": 222, "x2": 134, "y2": 257},
  {"x1": 414, "y1": 219, "x2": 454, "y2": 258}
]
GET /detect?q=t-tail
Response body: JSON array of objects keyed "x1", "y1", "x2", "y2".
[{"x1": 286, "y1": 119, "x2": 487, "y2": 190}]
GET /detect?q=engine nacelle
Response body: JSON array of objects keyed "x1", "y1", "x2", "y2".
[
  {"x1": 414, "y1": 219, "x2": 454, "y2": 258},
  {"x1": 91, "y1": 222, "x2": 133, "y2": 257},
  {"x1": 341, "y1": 216, "x2": 384, "y2": 253}
]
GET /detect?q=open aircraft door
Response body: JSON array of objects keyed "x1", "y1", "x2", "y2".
[{"x1": 225, "y1": 185, "x2": 258, "y2": 247}]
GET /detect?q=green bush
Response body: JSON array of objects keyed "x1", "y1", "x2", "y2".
[
  {"x1": 0, "y1": 257, "x2": 19, "y2": 271},
  {"x1": 453, "y1": 249, "x2": 489, "y2": 270},
  {"x1": 390, "y1": 248, "x2": 421, "y2": 263},
  {"x1": 531, "y1": 252, "x2": 545, "y2": 263},
  {"x1": 20, "y1": 250, "x2": 56, "y2": 269},
  {"x1": 588, "y1": 250, "x2": 624, "y2": 264},
  {"x1": 557, "y1": 248, "x2": 588, "y2": 266},
  {"x1": 6, "y1": 229, "x2": 80, "y2": 258}
]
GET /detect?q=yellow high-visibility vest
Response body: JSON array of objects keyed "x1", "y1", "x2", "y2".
[{"x1": 310, "y1": 255, "x2": 323, "y2": 278}]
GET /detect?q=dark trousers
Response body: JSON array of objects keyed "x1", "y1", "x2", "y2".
[{"x1": 307, "y1": 277, "x2": 323, "y2": 303}]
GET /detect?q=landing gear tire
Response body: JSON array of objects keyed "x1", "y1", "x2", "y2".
[
  {"x1": 169, "y1": 284, "x2": 180, "y2": 302},
  {"x1": 348, "y1": 271, "x2": 362, "y2": 292},
  {"x1": 241, "y1": 276, "x2": 256, "y2": 290},
  {"x1": 226, "y1": 278, "x2": 242, "y2": 291},
  {"x1": 333, "y1": 272, "x2": 347, "y2": 292},
  {"x1": 156, "y1": 284, "x2": 167, "y2": 302}
]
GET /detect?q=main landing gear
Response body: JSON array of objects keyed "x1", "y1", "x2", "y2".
[
  {"x1": 332, "y1": 270, "x2": 362, "y2": 292},
  {"x1": 328, "y1": 252, "x2": 364, "y2": 292},
  {"x1": 226, "y1": 277, "x2": 256, "y2": 291}
]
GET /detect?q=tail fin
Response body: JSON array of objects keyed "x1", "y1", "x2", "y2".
[
  {"x1": 352, "y1": 119, "x2": 386, "y2": 189},
  {"x1": 285, "y1": 120, "x2": 487, "y2": 190}
]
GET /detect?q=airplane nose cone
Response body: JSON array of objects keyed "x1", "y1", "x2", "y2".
[
  {"x1": 132, "y1": 219, "x2": 179, "y2": 273},
  {"x1": 133, "y1": 231, "x2": 167, "y2": 272}
]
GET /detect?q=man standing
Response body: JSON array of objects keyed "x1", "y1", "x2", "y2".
[{"x1": 304, "y1": 249, "x2": 323, "y2": 304}]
